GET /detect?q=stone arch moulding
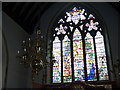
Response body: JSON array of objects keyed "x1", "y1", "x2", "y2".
[{"x1": 44, "y1": 2, "x2": 114, "y2": 83}]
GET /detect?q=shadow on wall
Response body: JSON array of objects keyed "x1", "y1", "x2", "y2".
[{"x1": 2, "y1": 12, "x2": 32, "y2": 88}]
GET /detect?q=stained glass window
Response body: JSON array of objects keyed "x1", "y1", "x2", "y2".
[{"x1": 52, "y1": 6, "x2": 109, "y2": 83}]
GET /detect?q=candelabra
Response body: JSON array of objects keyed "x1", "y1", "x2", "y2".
[{"x1": 16, "y1": 27, "x2": 49, "y2": 81}]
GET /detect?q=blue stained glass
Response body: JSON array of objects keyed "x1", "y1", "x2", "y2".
[{"x1": 85, "y1": 33, "x2": 97, "y2": 81}]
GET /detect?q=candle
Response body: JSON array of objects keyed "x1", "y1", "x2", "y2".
[
  {"x1": 39, "y1": 47, "x2": 41, "y2": 51},
  {"x1": 17, "y1": 50, "x2": 20, "y2": 54},
  {"x1": 23, "y1": 40, "x2": 25, "y2": 43}
]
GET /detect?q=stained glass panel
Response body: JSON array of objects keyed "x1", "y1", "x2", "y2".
[
  {"x1": 73, "y1": 28, "x2": 85, "y2": 81},
  {"x1": 55, "y1": 24, "x2": 67, "y2": 35},
  {"x1": 63, "y1": 36, "x2": 72, "y2": 82},
  {"x1": 95, "y1": 32, "x2": 109, "y2": 80},
  {"x1": 88, "y1": 14, "x2": 95, "y2": 19},
  {"x1": 66, "y1": 7, "x2": 86, "y2": 25},
  {"x1": 53, "y1": 37, "x2": 61, "y2": 83},
  {"x1": 85, "y1": 33, "x2": 97, "y2": 81},
  {"x1": 85, "y1": 20, "x2": 99, "y2": 31}
]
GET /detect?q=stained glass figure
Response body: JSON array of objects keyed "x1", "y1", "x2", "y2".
[
  {"x1": 63, "y1": 36, "x2": 72, "y2": 82},
  {"x1": 73, "y1": 28, "x2": 84, "y2": 81},
  {"x1": 53, "y1": 37, "x2": 61, "y2": 83},
  {"x1": 85, "y1": 33, "x2": 97, "y2": 81},
  {"x1": 95, "y1": 31, "x2": 109, "y2": 80}
]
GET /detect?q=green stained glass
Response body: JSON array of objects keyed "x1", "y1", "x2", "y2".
[
  {"x1": 63, "y1": 36, "x2": 72, "y2": 82},
  {"x1": 73, "y1": 28, "x2": 85, "y2": 81},
  {"x1": 85, "y1": 33, "x2": 97, "y2": 81},
  {"x1": 53, "y1": 37, "x2": 61, "y2": 83},
  {"x1": 95, "y1": 31, "x2": 109, "y2": 80}
]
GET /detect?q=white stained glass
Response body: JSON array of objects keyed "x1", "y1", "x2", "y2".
[
  {"x1": 66, "y1": 7, "x2": 86, "y2": 25},
  {"x1": 53, "y1": 37, "x2": 61, "y2": 83},
  {"x1": 95, "y1": 32, "x2": 109, "y2": 80}
]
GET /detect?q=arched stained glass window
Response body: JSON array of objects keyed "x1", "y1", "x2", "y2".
[{"x1": 52, "y1": 6, "x2": 109, "y2": 83}]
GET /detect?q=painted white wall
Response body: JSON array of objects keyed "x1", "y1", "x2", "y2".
[
  {"x1": 40, "y1": 2, "x2": 119, "y2": 83},
  {"x1": 2, "y1": 12, "x2": 32, "y2": 88}
]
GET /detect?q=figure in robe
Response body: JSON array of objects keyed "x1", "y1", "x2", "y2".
[{"x1": 88, "y1": 63, "x2": 95, "y2": 80}]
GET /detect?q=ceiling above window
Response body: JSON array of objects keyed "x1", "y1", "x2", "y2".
[
  {"x1": 2, "y1": 2, "x2": 55, "y2": 35},
  {"x1": 2, "y1": 2, "x2": 120, "y2": 35}
]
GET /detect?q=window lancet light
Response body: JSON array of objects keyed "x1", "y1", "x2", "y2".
[{"x1": 52, "y1": 6, "x2": 109, "y2": 83}]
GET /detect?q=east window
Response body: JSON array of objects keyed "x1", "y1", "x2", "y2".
[{"x1": 52, "y1": 7, "x2": 109, "y2": 83}]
